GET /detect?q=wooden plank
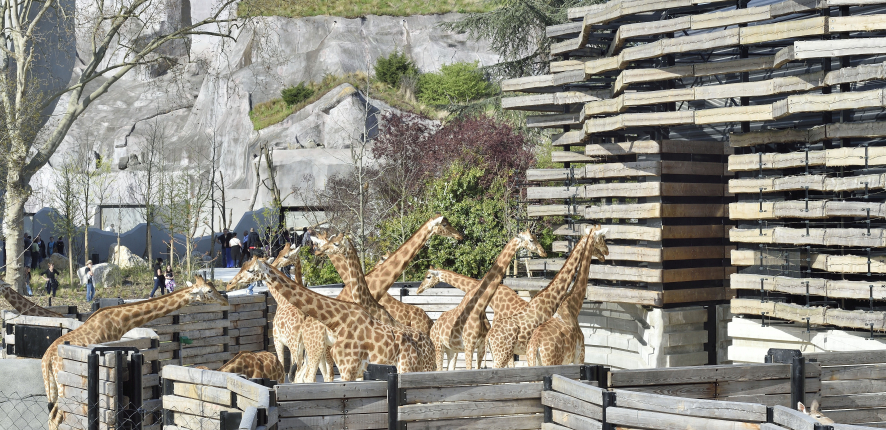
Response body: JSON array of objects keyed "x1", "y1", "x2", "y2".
[
  {"x1": 278, "y1": 396, "x2": 387, "y2": 417},
  {"x1": 730, "y1": 273, "x2": 886, "y2": 301},
  {"x1": 405, "y1": 382, "x2": 542, "y2": 405},
  {"x1": 162, "y1": 394, "x2": 239, "y2": 416},
  {"x1": 239, "y1": 406, "x2": 258, "y2": 430},
  {"x1": 822, "y1": 379, "x2": 886, "y2": 396},
  {"x1": 542, "y1": 391, "x2": 603, "y2": 421},
  {"x1": 663, "y1": 287, "x2": 733, "y2": 304},
  {"x1": 227, "y1": 374, "x2": 271, "y2": 406},
  {"x1": 613, "y1": 389, "x2": 766, "y2": 421},
  {"x1": 609, "y1": 363, "x2": 816, "y2": 387},
  {"x1": 398, "y1": 366, "x2": 580, "y2": 389},
  {"x1": 718, "y1": 378, "x2": 820, "y2": 397},
  {"x1": 827, "y1": 408, "x2": 886, "y2": 425},
  {"x1": 552, "y1": 409, "x2": 602, "y2": 430},
  {"x1": 808, "y1": 350, "x2": 886, "y2": 366},
  {"x1": 406, "y1": 415, "x2": 543, "y2": 430},
  {"x1": 398, "y1": 399, "x2": 543, "y2": 421},
  {"x1": 772, "y1": 405, "x2": 822, "y2": 430},
  {"x1": 276, "y1": 381, "x2": 388, "y2": 402},
  {"x1": 731, "y1": 298, "x2": 886, "y2": 330},
  {"x1": 586, "y1": 285, "x2": 663, "y2": 307},
  {"x1": 552, "y1": 375, "x2": 603, "y2": 406},
  {"x1": 821, "y1": 393, "x2": 886, "y2": 410},
  {"x1": 607, "y1": 406, "x2": 761, "y2": 430},
  {"x1": 161, "y1": 365, "x2": 229, "y2": 387}
]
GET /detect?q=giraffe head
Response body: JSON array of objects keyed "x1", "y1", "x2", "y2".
[
  {"x1": 586, "y1": 225, "x2": 609, "y2": 262},
  {"x1": 798, "y1": 400, "x2": 834, "y2": 424},
  {"x1": 273, "y1": 243, "x2": 302, "y2": 269},
  {"x1": 417, "y1": 267, "x2": 443, "y2": 294},
  {"x1": 310, "y1": 230, "x2": 332, "y2": 255},
  {"x1": 314, "y1": 233, "x2": 350, "y2": 257},
  {"x1": 517, "y1": 230, "x2": 547, "y2": 258},
  {"x1": 428, "y1": 214, "x2": 464, "y2": 241},
  {"x1": 185, "y1": 275, "x2": 229, "y2": 306},
  {"x1": 227, "y1": 257, "x2": 261, "y2": 290}
]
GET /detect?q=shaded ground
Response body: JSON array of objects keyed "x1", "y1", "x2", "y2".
[{"x1": 0, "y1": 359, "x2": 48, "y2": 430}]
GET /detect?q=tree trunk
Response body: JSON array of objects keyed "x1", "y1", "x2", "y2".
[
  {"x1": 146, "y1": 217, "x2": 153, "y2": 264},
  {"x1": 68, "y1": 234, "x2": 74, "y2": 288},
  {"x1": 83, "y1": 226, "x2": 90, "y2": 266},
  {"x1": 2, "y1": 187, "x2": 27, "y2": 294}
]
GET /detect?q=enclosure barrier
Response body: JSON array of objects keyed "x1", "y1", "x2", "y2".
[
  {"x1": 806, "y1": 350, "x2": 886, "y2": 425},
  {"x1": 160, "y1": 365, "x2": 277, "y2": 430}
]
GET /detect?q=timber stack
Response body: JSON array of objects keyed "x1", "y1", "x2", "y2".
[{"x1": 505, "y1": 0, "x2": 886, "y2": 364}]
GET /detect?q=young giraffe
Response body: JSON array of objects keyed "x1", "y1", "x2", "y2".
[
  {"x1": 429, "y1": 230, "x2": 547, "y2": 371},
  {"x1": 42, "y1": 276, "x2": 228, "y2": 430},
  {"x1": 526, "y1": 226, "x2": 609, "y2": 366},
  {"x1": 487, "y1": 227, "x2": 606, "y2": 368},
  {"x1": 206, "y1": 351, "x2": 286, "y2": 383},
  {"x1": 334, "y1": 214, "x2": 463, "y2": 335},
  {"x1": 1, "y1": 281, "x2": 64, "y2": 318},
  {"x1": 417, "y1": 270, "x2": 529, "y2": 319},
  {"x1": 236, "y1": 258, "x2": 427, "y2": 379},
  {"x1": 314, "y1": 234, "x2": 435, "y2": 373}
]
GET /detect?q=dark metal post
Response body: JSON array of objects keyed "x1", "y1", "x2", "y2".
[
  {"x1": 543, "y1": 376, "x2": 553, "y2": 423},
  {"x1": 791, "y1": 356, "x2": 806, "y2": 410},
  {"x1": 87, "y1": 352, "x2": 99, "y2": 430},
  {"x1": 601, "y1": 391, "x2": 616, "y2": 430},
  {"x1": 387, "y1": 372, "x2": 402, "y2": 430},
  {"x1": 219, "y1": 411, "x2": 242, "y2": 430},
  {"x1": 131, "y1": 352, "x2": 144, "y2": 429}
]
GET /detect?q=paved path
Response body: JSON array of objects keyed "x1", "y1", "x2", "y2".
[{"x1": 0, "y1": 358, "x2": 48, "y2": 429}]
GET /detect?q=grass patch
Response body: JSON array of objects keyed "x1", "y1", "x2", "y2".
[
  {"x1": 238, "y1": 0, "x2": 493, "y2": 18},
  {"x1": 249, "y1": 72, "x2": 445, "y2": 130}
]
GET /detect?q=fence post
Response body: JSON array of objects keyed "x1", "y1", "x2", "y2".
[
  {"x1": 387, "y1": 372, "x2": 403, "y2": 430},
  {"x1": 219, "y1": 410, "x2": 242, "y2": 430},
  {"x1": 791, "y1": 356, "x2": 806, "y2": 410},
  {"x1": 601, "y1": 390, "x2": 616, "y2": 430},
  {"x1": 130, "y1": 352, "x2": 144, "y2": 429},
  {"x1": 543, "y1": 376, "x2": 552, "y2": 423},
  {"x1": 87, "y1": 352, "x2": 99, "y2": 430}
]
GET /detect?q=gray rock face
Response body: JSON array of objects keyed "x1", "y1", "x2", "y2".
[
  {"x1": 30, "y1": 13, "x2": 497, "y2": 232},
  {"x1": 77, "y1": 263, "x2": 121, "y2": 288},
  {"x1": 108, "y1": 244, "x2": 146, "y2": 268}
]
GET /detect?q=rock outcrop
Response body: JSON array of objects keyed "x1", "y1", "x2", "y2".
[
  {"x1": 108, "y1": 245, "x2": 146, "y2": 269},
  {"x1": 39, "y1": 253, "x2": 77, "y2": 272},
  {"x1": 77, "y1": 263, "x2": 121, "y2": 288}
]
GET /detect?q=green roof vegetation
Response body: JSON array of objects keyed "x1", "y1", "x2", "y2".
[{"x1": 238, "y1": 0, "x2": 494, "y2": 18}]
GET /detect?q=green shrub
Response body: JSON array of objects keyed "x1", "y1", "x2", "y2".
[
  {"x1": 281, "y1": 82, "x2": 314, "y2": 106},
  {"x1": 299, "y1": 246, "x2": 342, "y2": 286},
  {"x1": 417, "y1": 62, "x2": 493, "y2": 105},
  {"x1": 374, "y1": 51, "x2": 418, "y2": 87}
]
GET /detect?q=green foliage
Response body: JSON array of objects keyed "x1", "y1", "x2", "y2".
[
  {"x1": 377, "y1": 163, "x2": 516, "y2": 280},
  {"x1": 374, "y1": 51, "x2": 418, "y2": 87},
  {"x1": 417, "y1": 62, "x2": 494, "y2": 105},
  {"x1": 281, "y1": 83, "x2": 315, "y2": 106},
  {"x1": 299, "y1": 246, "x2": 342, "y2": 286}
]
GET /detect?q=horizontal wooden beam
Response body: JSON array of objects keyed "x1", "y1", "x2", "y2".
[
  {"x1": 728, "y1": 173, "x2": 885, "y2": 194},
  {"x1": 731, "y1": 273, "x2": 886, "y2": 301},
  {"x1": 731, "y1": 298, "x2": 886, "y2": 330},
  {"x1": 729, "y1": 227, "x2": 886, "y2": 247}
]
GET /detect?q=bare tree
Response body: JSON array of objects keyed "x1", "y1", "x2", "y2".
[
  {"x1": 129, "y1": 119, "x2": 170, "y2": 264},
  {"x1": 47, "y1": 155, "x2": 78, "y2": 287},
  {"x1": 72, "y1": 132, "x2": 113, "y2": 266},
  {"x1": 0, "y1": 0, "x2": 251, "y2": 293}
]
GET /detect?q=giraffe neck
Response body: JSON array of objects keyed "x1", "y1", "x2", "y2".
[
  {"x1": 263, "y1": 265, "x2": 359, "y2": 332},
  {"x1": 438, "y1": 270, "x2": 525, "y2": 316},
  {"x1": 90, "y1": 287, "x2": 196, "y2": 340},
  {"x1": 337, "y1": 242, "x2": 395, "y2": 324},
  {"x1": 365, "y1": 216, "x2": 440, "y2": 296},
  {"x1": 556, "y1": 235, "x2": 594, "y2": 323},
  {"x1": 464, "y1": 238, "x2": 521, "y2": 322},
  {"x1": 525, "y1": 233, "x2": 590, "y2": 322},
  {"x1": 0, "y1": 285, "x2": 63, "y2": 318}
]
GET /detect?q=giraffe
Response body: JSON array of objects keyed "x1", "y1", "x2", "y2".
[
  {"x1": 526, "y1": 225, "x2": 609, "y2": 366},
  {"x1": 487, "y1": 227, "x2": 607, "y2": 368},
  {"x1": 228, "y1": 246, "x2": 334, "y2": 383},
  {"x1": 429, "y1": 230, "x2": 547, "y2": 371},
  {"x1": 314, "y1": 234, "x2": 435, "y2": 373},
  {"x1": 417, "y1": 269, "x2": 529, "y2": 320},
  {"x1": 235, "y1": 258, "x2": 428, "y2": 380},
  {"x1": 214, "y1": 351, "x2": 285, "y2": 383},
  {"x1": 1, "y1": 281, "x2": 64, "y2": 318},
  {"x1": 42, "y1": 276, "x2": 228, "y2": 430},
  {"x1": 799, "y1": 401, "x2": 834, "y2": 424},
  {"x1": 324, "y1": 214, "x2": 463, "y2": 335}
]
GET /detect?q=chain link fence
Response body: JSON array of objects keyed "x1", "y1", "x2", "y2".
[{"x1": 0, "y1": 392, "x2": 154, "y2": 430}]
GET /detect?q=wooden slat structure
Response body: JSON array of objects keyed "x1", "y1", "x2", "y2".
[
  {"x1": 160, "y1": 365, "x2": 277, "y2": 430},
  {"x1": 506, "y1": 0, "x2": 886, "y2": 367},
  {"x1": 806, "y1": 350, "x2": 886, "y2": 426}
]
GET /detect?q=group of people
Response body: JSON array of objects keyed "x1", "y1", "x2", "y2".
[
  {"x1": 216, "y1": 226, "x2": 313, "y2": 268},
  {"x1": 148, "y1": 257, "x2": 176, "y2": 299},
  {"x1": 23, "y1": 235, "x2": 64, "y2": 269}
]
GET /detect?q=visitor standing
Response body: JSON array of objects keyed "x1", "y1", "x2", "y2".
[
  {"x1": 149, "y1": 258, "x2": 166, "y2": 298},
  {"x1": 300, "y1": 228, "x2": 312, "y2": 249},
  {"x1": 45, "y1": 263, "x2": 59, "y2": 297},
  {"x1": 217, "y1": 228, "x2": 233, "y2": 268},
  {"x1": 247, "y1": 228, "x2": 261, "y2": 258},
  {"x1": 230, "y1": 233, "x2": 242, "y2": 268},
  {"x1": 36, "y1": 236, "x2": 46, "y2": 263},
  {"x1": 30, "y1": 237, "x2": 40, "y2": 269},
  {"x1": 48, "y1": 237, "x2": 55, "y2": 256},
  {"x1": 23, "y1": 235, "x2": 31, "y2": 269},
  {"x1": 84, "y1": 261, "x2": 95, "y2": 302},
  {"x1": 55, "y1": 237, "x2": 65, "y2": 255},
  {"x1": 165, "y1": 265, "x2": 176, "y2": 293}
]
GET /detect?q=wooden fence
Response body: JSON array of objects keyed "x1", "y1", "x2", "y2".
[
  {"x1": 276, "y1": 380, "x2": 388, "y2": 429},
  {"x1": 160, "y1": 365, "x2": 277, "y2": 430},
  {"x1": 55, "y1": 337, "x2": 161, "y2": 430},
  {"x1": 604, "y1": 362, "x2": 822, "y2": 408},
  {"x1": 807, "y1": 350, "x2": 886, "y2": 425}
]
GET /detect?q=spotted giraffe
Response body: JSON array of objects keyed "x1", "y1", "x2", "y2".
[
  {"x1": 214, "y1": 351, "x2": 285, "y2": 383},
  {"x1": 527, "y1": 225, "x2": 609, "y2": 366},
  {"x1": 1, "y1": 281, "x2": 63, "y2": 317},
  {"x1": 42, "y1": 277, "x2": 228, "y2": 430}
]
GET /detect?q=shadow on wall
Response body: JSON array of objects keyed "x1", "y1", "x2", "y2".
[{"x1": 28, "y1": 208, "x2": 280, "y2": 264}]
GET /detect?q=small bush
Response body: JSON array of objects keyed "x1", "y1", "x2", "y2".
[
  {"x1": 281, "y1": 82, "x2": 314, "y2": 106},
  {"x1": 374, "y1": 51, "x2": 418, "y2": 87},
  {"x1": 417, "y1": 61, "x2": 493, "y2": 105}
]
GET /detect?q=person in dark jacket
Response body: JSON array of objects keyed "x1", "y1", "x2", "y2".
[
  {"x1": 149, "y1": 258, "x2": 166, "y2": 298},
  {"x1": 246, "y1": 228, "x2": 261, "y2": 258},
  {"x1": 241, "y1": 230, "x2": 250, "y2": 265},
  {"x1": 55, "y1": 238, "x2": 65, "y2": 256},
  {"x1": 45, "y1": 263, "x2": 59, "y2": 297}
]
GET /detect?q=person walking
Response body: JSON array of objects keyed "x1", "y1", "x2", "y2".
[
  {"x1": 84, "y1": 261, "x2": 95, "y2": 302},
  {"x1": 230, "y1": 233, "x2": 242, "y2": 268},
  {"x1": 165, "y1": 265, "x2": 176, "y2": 293},
  {"x1": 45, "y1": 263, "x2": 59, "y2": 297},
  {"x1": 149, "y1": 258, "x2": 166, "y2": 298}
]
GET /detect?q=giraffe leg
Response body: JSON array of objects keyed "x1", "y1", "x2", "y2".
[
  {"x1": 446, "y1": 349, "x2": 458, "y2": 371},
  {"x1": 322, "y1": 346, "x2": 335, "y2": 382},
  {"x1": 476, "y1": 336, "x2": 488, "y2": 369},
  {"x1": 463, "y1": 335, "x2": 475, "y2": 370},
  {"x1": 290, "y1": 336, "x2": 305, "y2": 383},
  {"x1": 434, "y1": 344, "x2": 444, "y2": 371},
  {"x1": 273, "y1": 336, "x2": 289, "y2": 382}
]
